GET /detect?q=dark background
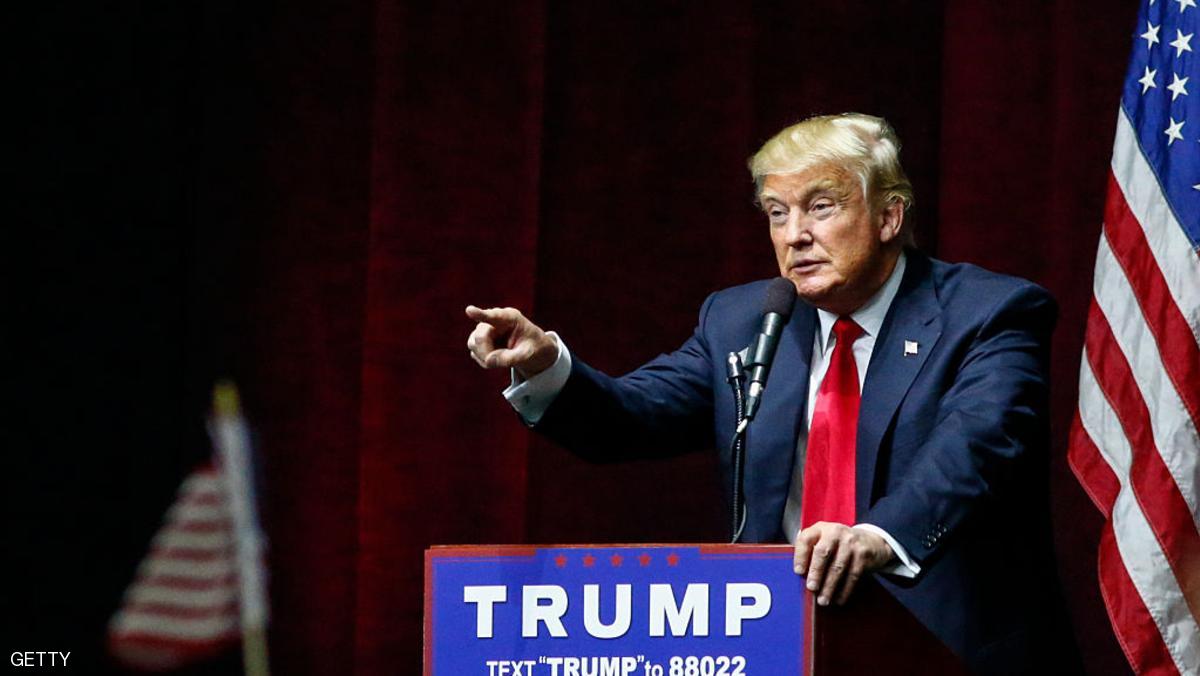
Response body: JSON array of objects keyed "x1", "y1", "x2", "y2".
[{"x1": 10, "y1": 1, "x2": 1138, "y2": 673}]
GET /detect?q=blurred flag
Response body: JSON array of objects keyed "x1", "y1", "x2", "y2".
[
  {"x1": 1068, "y1": 1, "x2": 1200, "y2": 675},
  {"x1": 108, "y1": 383, "x2": 269, "y2": 674},
  {"x1": 107, "y1": 464, "x2": 240, "y2": 669}
]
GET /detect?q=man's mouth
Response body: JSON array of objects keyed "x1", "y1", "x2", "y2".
[{"x1": 790, "y1": 259, "x2": 824, "y2": 273}]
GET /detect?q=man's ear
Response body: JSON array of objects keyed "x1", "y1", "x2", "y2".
[{"x1": 878, "y1": 199, "x2": 905, "y2": 244}]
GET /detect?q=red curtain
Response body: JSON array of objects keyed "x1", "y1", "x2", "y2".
[{"x1": 238, "y1": 2, "x2": 1138, "y2": 673}]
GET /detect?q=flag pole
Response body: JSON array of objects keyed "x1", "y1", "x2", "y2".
[
  {"x1": 212, "y1": 382, "x2": 271, "y2": 676},
  {"x1": 242, "y1": 628, "x2": 271, "y2": 676}
]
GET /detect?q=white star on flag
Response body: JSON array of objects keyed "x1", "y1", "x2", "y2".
[
  {"x1": 1168, "y1": 72, "x2": 1190, "y2": 99},
  {"x1": 1139, "y1": 66, "x2": 1159, "y2": 93},
  {"x1": 1164, "y1": 116, "x2": 1185, "y2": 144},
  {"x1": 1170, "y1": 29, "x2": 1194, "y2": 57},
  {"x1": 1177, "y1": 0, "x2": 1197, "y2": 11},
  {"x1": 1142, "y1": 21, "x2": 1162, "y2": 48}
]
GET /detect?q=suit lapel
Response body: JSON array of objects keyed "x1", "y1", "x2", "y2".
[
  {"x1": 856, "y1": 254, "x2": 943, "y2": 517},
  {"x1": 743, "y1": 302, "x2": 816, "y2": 541},
  {"x1": 783, "y1": 303, "x2": 818, "y2": 447}
]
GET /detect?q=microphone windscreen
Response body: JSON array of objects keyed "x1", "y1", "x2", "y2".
[{"x1": 762, "y1": 277, "x2": 798, "y2": 318}]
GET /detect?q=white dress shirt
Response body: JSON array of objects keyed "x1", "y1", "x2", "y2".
[{"x1": 503, "y1": 252, "x2": 918, "y2": 577}]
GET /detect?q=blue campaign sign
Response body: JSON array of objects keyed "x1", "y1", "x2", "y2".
[{"x1": 424, "y1": 544, "x2": 808, "y2": 676}]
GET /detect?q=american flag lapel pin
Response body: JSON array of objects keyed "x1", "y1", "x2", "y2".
[{"x1": 904, "y1": 340, "x2": 919, "y2": 356}]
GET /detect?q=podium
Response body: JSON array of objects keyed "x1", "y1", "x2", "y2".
[
  {"x1": 808, "y1": 570, "x2": 968, "y2": 676},
  {"x1": 425, "y1": 544, "x2": 967, "y2": 675}
]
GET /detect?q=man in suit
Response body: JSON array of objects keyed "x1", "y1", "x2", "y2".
[{"x1": 466, "y1": 113, "x2": 1073, "y2": 674}]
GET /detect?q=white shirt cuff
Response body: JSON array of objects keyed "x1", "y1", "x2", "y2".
[
  {"x1": 854, "y1": 523, "x2": 920, "y2": 579},
  {"x1": 502, "y1": 332, "x2": 571, "y2": 425}
]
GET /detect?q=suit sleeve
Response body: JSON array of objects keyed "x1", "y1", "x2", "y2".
[
  {"x1": 862, "y1": 283, "x2": 1056, "y2": 566},
  {"x1": 531, "y1": 293, "x2": 719, "y2": 461}
]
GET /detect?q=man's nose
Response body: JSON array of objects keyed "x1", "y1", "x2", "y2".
[{"x1": 783, "y1": 210, "x2": 811, "y2": 245}]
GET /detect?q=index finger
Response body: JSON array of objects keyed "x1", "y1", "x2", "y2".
[
  {"x1": 793, "y1": 527, "x2": 821, "y2": 575},
  {"x1": 465, "y1": 305, "x2": 522, "y2": 328}
]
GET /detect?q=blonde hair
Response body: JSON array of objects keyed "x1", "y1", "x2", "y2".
[{"x1": 749, "y1": 113, "x2": 914, "y2": 224}]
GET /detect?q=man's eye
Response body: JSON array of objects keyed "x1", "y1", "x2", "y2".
[
  {"x1": 811, "y1": 201, "x2": 834, "y2": 214},
  {"x1": 768, "y1": 209, "x2": 787, "y2": 222}
]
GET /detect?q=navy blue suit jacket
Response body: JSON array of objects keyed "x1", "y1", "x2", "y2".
[{"x1": 535, "y1": 251, "x2": 1075, "y2": 674}]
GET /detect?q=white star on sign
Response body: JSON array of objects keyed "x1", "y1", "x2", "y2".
[
  {"x1": 1177, "y1": 0, "x2": 1197, "y2": 11},
  {"x1": 1170, "y1": 29, "x2": 1194, "y2": 57},
  {"x1": 1168, "y1": 72, "x2": 1190, "y2": 99},
  {"x1": 1139, "y1": 66, "x2": 1159, "y2": 93},
  {"x1": 1165, "y1": 117, "x2": 1185, "y2": 145},
  {"x1": 1142, "y1": 21, "x2": 1162, "y2": 49}
]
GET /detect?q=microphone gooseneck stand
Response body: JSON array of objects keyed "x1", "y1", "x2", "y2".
[
  {"x1": 726, "y1": 352, "x2": 749, "y2": 543},
  {"x1": 725, "y1": 276, "x2": 798, "y2": 544}
]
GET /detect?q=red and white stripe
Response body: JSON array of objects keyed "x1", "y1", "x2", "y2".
[
  {"x1": 1069, "y1": 107, "x2": 1200, "y2": 675},
  {"x1": 108, "y1": 467, "x2": 243, "y2": 671}
]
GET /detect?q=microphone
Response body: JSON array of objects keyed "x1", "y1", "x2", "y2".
[{"x1": 740, "y1": 277, "x2": 797, "y2": 429}]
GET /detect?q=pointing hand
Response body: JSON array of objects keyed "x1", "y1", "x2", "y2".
[{"x1": 465, "y1": 305, "x2": 558, "y2": 378}]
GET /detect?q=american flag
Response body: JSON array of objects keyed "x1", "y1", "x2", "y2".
[
  {"x1": 107, "y1": 465, "x2": 242, "y2": 670},
  {"x1": 108, "y1": 384, "x2": 269, "y2": 673},
  {"x1": 1068, "y1": 1, "x2": 1200, "y2": 675}
]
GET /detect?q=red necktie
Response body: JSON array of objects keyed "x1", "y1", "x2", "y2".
[{"x1": 800, "y1": 317, "x2": 864, "y2": 528}]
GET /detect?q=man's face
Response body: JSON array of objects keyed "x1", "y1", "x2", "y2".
[{"x1": 760, "y1": 164, "x2": 903, "y2": 315}]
